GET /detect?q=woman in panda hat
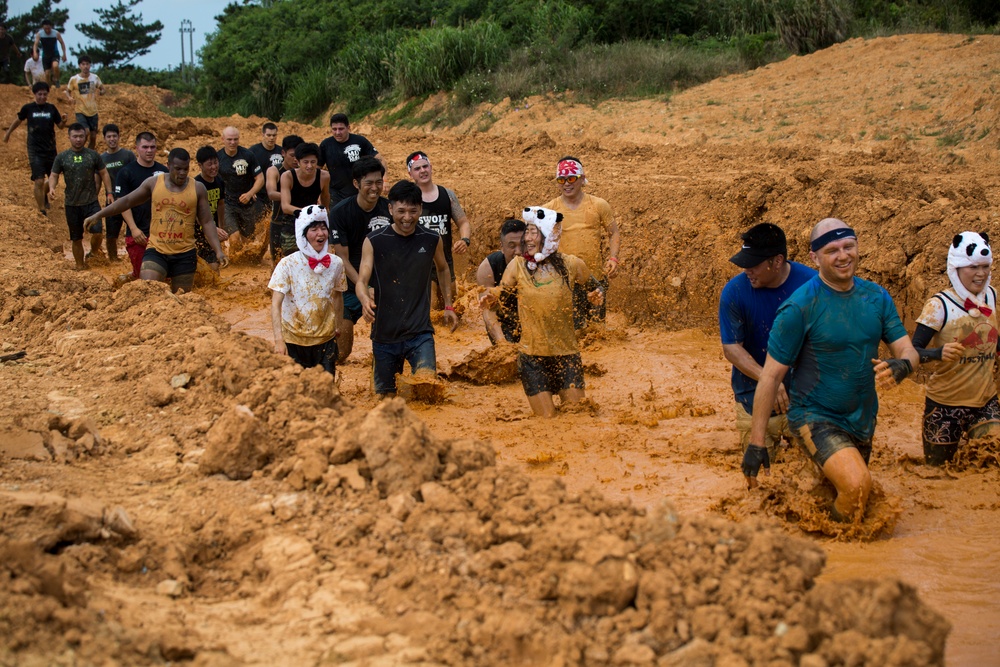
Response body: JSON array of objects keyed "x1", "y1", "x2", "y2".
[
  {"x1": 912, "y1": 231, "x2": 1000, "y2": 465},
  {"x1": 481, "y1": 206, "x2": 605, "y2": 417},
  {"x1": 267, "y1": 204, "x2": 347, "y2": 376}
]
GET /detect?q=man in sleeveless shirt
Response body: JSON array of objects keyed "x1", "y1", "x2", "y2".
[
  {"x1": 265, "y1": 134, "x2": 303, "y2": 263},
  {"x1": 476, "y1": 218, "x2": 525, "y2": 344},
  {"x1": 277, "y1": 142, "x2": 329, "y2": 261},
  {"x1": 85, "y1": 148, "x2": 229, "y2": 293},
  {"x1": 33, "y1": 19, "x2": 66, "y2": 84}
]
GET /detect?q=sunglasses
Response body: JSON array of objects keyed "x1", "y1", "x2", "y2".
[{"x1": 556, "y1": 175, "x2": 580, "y2": 185}]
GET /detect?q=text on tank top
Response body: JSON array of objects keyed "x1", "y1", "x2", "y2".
[{"x1": 150, "y1": 174, "x2": 198, "y2": 255}]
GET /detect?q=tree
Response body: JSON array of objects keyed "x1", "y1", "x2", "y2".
[
  {"x1": 72, "y1": 0, "x2": 163, "y2": 68},
  {"x1": 0, "y1": 0, "x2": 69, "y2": 57}
]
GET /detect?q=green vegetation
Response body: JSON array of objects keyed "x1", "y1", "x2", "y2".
[{"x1": 71, "y1": 0, "x2": 163, "y2": 68}]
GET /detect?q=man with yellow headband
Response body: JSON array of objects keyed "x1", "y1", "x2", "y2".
[{"x1": 543, "y1": 156, "x2": 621, "y2": 329}]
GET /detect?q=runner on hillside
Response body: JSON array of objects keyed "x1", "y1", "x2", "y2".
[
  {"x1": 0, "y1": 23, "x2": 22, "y2": 84},
  {"x1": 476, "y1": 218, "x2": 525, "y2": 344},
  {"x1": 480, "y1": 206, "x2": 605, "y2": 417},
  {"x1": 3, "y1": 81, "x2": 66, "y2": 218},
  {"x1": 217, "y1": 126, "x2": 264, "y2": 251},
  {"x1": 64, "y1": 55, "x2": 104, "y2": 149},
  {"x1": 33, "y1": 19, "x2": 66, "y2": 84},
  {"x1": 49, "y1": 123, "x2": 112, "y2": 269},
  {"x1": 114, "y1": 132, "x2": 168, "y2": 280},
  {"x1": 330, "y1": 156, "x2": 391, "y2": 363},
  {"x1": 744, "y1": 219, "x2": 919, "y2": 522},
  {"x1": 194, "y1": 145, "x2": 230, "y2": 272},
  {"x1": 265, "y1": 134, "x2": 302, "y2": 263},
  {"x1": 544, "y1": 156, "x2": 621, "y2": 330},
  {"x1": 318, "y1": 113, "x2": 384, "y2": 204},
  {"x1": 276, "y1": 142, "x2": 330, "y2": 261},
  {"x1": 99, "y1": 124, "x2": 134, "y2": 262},
  {"x1": 355, "y1": 180, "x2": 457, "y2": 397},
  {"x1": 24, "y1": 51, "x2": 46, "y2": 86},
  {"x1": 407, "y1": 151, "x2": 472, "y2": 308},
  {"x1": 84, "y1": 147, "x2": 228, "y2": 293}
]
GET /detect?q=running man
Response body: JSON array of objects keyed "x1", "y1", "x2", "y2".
[
  {"x1": 406, "y1": 151, "x2": 472, "y2": 306},
  {"x1": 355, "y1": 180, "x2": 457, "y2": 397},
  {"x1": 0, "y1": 23, "x2": 22, "y2": 85},
  {"x1": 265, "y1": 134, "x2": 303, "y2": 262},
  {"x1": 544, "y1": 156, "x2": 621, "y2": 329},
  {"x1": 33, "y1": 19, "x2": 66, "y2": 84},
  {"x1": 194, "y1": 145, "x2": 231, "y2": 272},
  {"x1": 318, "y1": 113, "x2": 384, "y2": 203},
  {"x1": 114, "y1": 132, "x2": 168, "y2": 279},
  {"x1": 65, "y1": 55, "x2": 104, "y2": 149},
  {"x1": 84, "y1": 148, "x2": 229, "y2": 293},
  {"x1": 48, "y1": 123, "x2": 112, "y2": 269},
  {"x1": 3, "y1": 81, "x2": 66, "y2": 217},
  {"x1": 217, "y1": 126, "x2": 265, "y2": 250},
  {"x1": 744, "y1": 219, "x2": 919, "y2": 522},
  {"x1": 99, "y1": 123, "x2": 134, "y2": 261},
  {"x1": 720, "y1": 223, "x2": 815, "y2": 464},
  {"x1": 24, "y1": 51, "x2": 46, "y2": 86},
  {"x1": 276, "y1": 142, "x2": 330, "y2": 261},
  {"x1": 476, "y1": 218, "x2": 525, "y2": 344},
  {"x1": 330, "y1": 156, "x2": 392, "y2": 362}
]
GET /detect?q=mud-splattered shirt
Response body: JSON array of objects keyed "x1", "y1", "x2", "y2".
[
  {"x1": 544, "y1": 193, "x2": 614, "y2": 279},
  {"x1": 67, "y1": 73, "x2": 102, "y2": 117},
  {"x1": 917, "y1": 287, "x2": 998, "y2": 408},
  {"x1": 269, "y1": 251, "x2": 347, "y2": 346},
  {"x1": 51, "y1": 147, "x2": 104, "y2": 206}
]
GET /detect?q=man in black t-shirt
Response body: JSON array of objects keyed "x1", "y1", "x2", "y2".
[
  {"x1": 115, "y1": 132, "x2": 168, "y2": 279},
  {"x1": 250, "y1": 121, "x2": 283, "y2": 209},
  {"x1": 3, "y1": 81, "x2": 67, "y2": 216},
  {"x1": 195, "y1": 145, "x2": 230, "y2": 271},
  {"x1": 476, "y1": 218, "x2": 526, "y2": 344},
  {"x1": 330, "y1": 156, "x2": 391, "y2": 362},
  {"x1": 217, "y1": 126, "x2": 264, "y2": 250},
  {"x1": 318, "y1": 113, "x2": 384, "y2": 203},
  {"x1": 99, "y1": 123, "x2": 134, "y2": 261},
  {"x1": 355, "y1": 180, "x2": 457, "y2": 397},
  {"x1": 49, "y1": 123, "x2": 112, "y2": 269}
]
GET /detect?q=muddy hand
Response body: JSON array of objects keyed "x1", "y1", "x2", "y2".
[
  {"x1": 941, "y1": 342, "x2": 964, "y2": 362},
  {"x1": 872, "y1": 358, "x2": 912, "y2": 390},
  {"x1": 217, "y1": 254, "x2": 230, "y2": 269},
  {"x1": 587, "y1": 288, "x2": 604, "y2": 306},
  {"x1": 742, "y1": 444, "x2": 770, "y2": 489},
  {"x1": 444, "y1": 309, "x2": 459, "y2": 332}
]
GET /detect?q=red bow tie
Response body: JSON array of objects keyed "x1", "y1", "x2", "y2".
[
  {"x1": 964, "y1": 298, "x2": 992, "y2": 317},
  {"x1": 308, "y1": 255, "x2": 331, "y2": 270}
]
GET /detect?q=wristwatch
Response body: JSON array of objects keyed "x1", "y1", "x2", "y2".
[{"x1": 461, "y1": 237, "x2": 471, "y2": 247}]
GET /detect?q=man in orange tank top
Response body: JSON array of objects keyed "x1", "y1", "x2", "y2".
[{"x1": 84, "y1": 148, "x2": 228, "y2": 292}]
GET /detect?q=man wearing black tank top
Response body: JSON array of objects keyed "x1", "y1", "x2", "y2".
[
  {"x1": 406, "y1": 151, "x2": 472, "y2": 304},
  {"x1": 276, "y1": 142, "x2": 330, "y2": 261},
  {"x1": 476, "y1": 218, "x2": 526, "y2": 344},
  {"x1": 266, "y1": 135, "x2": 303, "y2": 262}
]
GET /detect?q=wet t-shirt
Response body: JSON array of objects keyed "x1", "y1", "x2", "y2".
[
  {"x1": 544, "y1": 193, "x2": 614, "y2": 278},
  {"x1": 329, "y1": 195, "x2": 391, "y2": 289},
  {"x1": 17, "y1": 102, "x2": 60, "y2": 154},
  {"x1": 67, "y1": 73, "x2": 102, "y2": 117},
  {"x1": 318, "y1": 133, "x2": 377, "y2": 202},
  {"x1": 216, "y1": 146, "x2": 261, "y2": 208},
  {"x1": 768, "y1": 275, "x2": 908, "y2": 440},
  {"x1": 268, "y1": 250, "x2": 347, "y2": 346},
  {"x1": 249, "y1": 142, "x2": 283, "y2": 203},
  {"x1": 367, "y1": 225, "x2": 440, "y2": 344},
  {"x1": 51, "y1": 147, "x2": 104, "y2": 206},
  {"x1": 100, "y1": 149, "x2": 135, "y2": 187},
  {"x1": 194, "y1": 174, "x2": 225, "y2": 220},
  {"x1": 500, "y1": 254, "x2": 589, "y2": 357},
  {"x1": 115, "y1": 161, "x2": 168, "y2": 236}
]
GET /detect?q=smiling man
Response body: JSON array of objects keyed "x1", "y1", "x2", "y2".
[
  {"x1": 743, "y1": 218, "x2": 918, "y2": 524},
  {"x1": 49, "y1": 123, "x2": 112, "y2": 269}
]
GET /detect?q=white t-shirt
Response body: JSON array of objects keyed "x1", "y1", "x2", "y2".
[
  {"x1": 268, "y1": 251, "x2": 347, "y2": 346},
  {"x1": 24, "y1": 58, "x2": 46, "y2": 81}
]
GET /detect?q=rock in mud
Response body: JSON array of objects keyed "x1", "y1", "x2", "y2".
[
  {"x1": 199, "y1": 404, "x2": 272, "y2": 480},
  {"x1": 359, "y1": 398, "x2": 443, "y2": 497},
  {"x1": 0, "y1": 428, "x2": 49, "y2": 461}
]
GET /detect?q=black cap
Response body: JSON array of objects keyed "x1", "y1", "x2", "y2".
[{"x1": 729, "y1": 223, "x2": 787, "y2": 268}]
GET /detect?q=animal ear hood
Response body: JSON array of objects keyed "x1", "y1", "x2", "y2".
[
  {"x1": 947, "y1": 230, "x2": 992, "y2": 307},
  {"x1": 521, "y1": 206, "x2": 563, "y2": 269}
]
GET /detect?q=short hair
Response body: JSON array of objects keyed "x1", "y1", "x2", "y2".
[
  {"x1": 500, "y1": 218, "x2": 526, "y2": 239},
  {"x1": 67, "y1": 123, "x2": 87, "y2": 134},
  {"x1": 329, "y1": 112, "x2": 350, "y2": 127},
  {"x1": 195, "y1": 145, "x2": 217, "y2": 164},
  {"x1": 31, "y1": 81, "x2": 50, "y2": 93},
  {"x1": 388, "y1": 180, "x2": 422, "y2": 207},
  {"x1": 405, "y1": 150, "x2": 428, "y2": 166},
  {"x1": 102, "y1": 123, "x2": 120, "y2": 137},
  {"x1": 294, "y1": 142, "x2": 319, "y2": 161},
  {"x1": 558, "y1": 155, "x2": 583, "y2": 166},
  {"x1": 135, "y1": 131, "x2": 156, "y2": 144},
  {"x1": 281, "y1": 134, "x2": 304, "y2": 151},
  {"x1": 168, "y1": 147, "x2": 190, "y2": 163},
  {"x1": 42, "y1": 19, "x2": 53, "y2": 27},
  {"x1": 262, "y1": 122, "x2": 278, "y2": 133},
  {"x1": 352, "y1": 156, "x2": 384, "y2": 181},
  {"x1": 78, "y1": 54, "x2": 91, "y2": 64}
]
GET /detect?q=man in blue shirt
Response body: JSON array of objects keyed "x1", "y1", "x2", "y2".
[
  {"x1": 744, "y1": 218, "x2": 918, "y2": 523},
  {"x1": 719, "y1": 223, "x2": 816, "y2": 464}
]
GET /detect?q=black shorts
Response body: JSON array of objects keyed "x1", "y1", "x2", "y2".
[
  {"x1": 922, "y1": 396, "x2": 1000, "y2": 446},
  {"x1": 573, "y1": 277, "x2": 608, "y2": 329},
  {"x1": 42, "y1": 53, "x2": 56, "y2": 70},
  {"x1": 792, "y1": 421, "x2": 873, "y2": 468},
  {"x1": 269, "y1": 219, "x2": 297, "y2": 261},
  {"x1": 286, "y1": 338, "x2": 338, "y2": 376},
  {"x1": 28, "y1": 149, "x2": 56, "y2": 181},
  {"x1": 223, "y1": 199, "x2": 266, "y2": 237},
  {"x1": 75, "y1": 113, "x2": 98, "y2": 133},
  {"x1": 65, "y1": 201, "x2": 100, "y2": 241},
  {"x1": 106, "y1": 215, "x2": 125, "y2": 238},
  {"x1": 518, "y1": 353, "x2": 584, "y2": 397},
  {"x1": 141, "y1": 247, "x2": 198, "y2": 278}
]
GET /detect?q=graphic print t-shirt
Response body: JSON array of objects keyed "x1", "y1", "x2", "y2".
[{"x1": 216, "y1": 146, "x2": 261, "y2": 208}]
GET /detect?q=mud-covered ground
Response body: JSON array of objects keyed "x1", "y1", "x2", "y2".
[{"x1": 2, "y1": 34, "x2": 1000, "y2": 665}]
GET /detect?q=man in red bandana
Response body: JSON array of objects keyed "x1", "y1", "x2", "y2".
[{"x1": 544, "y1": 156, "x2": 621, "y2": 329}]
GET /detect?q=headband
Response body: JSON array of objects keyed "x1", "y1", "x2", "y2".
[
  {"x1": 810, "y1": 227, "x2": 856, "y2": 252},
  {"x1": 406, "y1": 153, "x2": 429, "y2": 170},
  {"x1": 556, "y1": 159, "x2": 584, "y2": 178}
]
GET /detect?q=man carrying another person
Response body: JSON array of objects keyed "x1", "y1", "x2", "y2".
[
  {"x1": 319, "y1": 113, "x2": 384, "y2": 204},
  {"x1": 217, "y1": 126, "x2": 265, "y2": 250},
  {"x1": 114, "y1": 132, "x2": 168, "y2": 280},
  {"x1": 194, "y1": 145, "x2": 230, "y2": 273},
  {"x1": 64, "y1": 55, "x2": 103, "y2": 149},
  {"x1": 99, "y1": 124, "x2": 135, "y2": 262},
  {"x1": 476, "y1": 218, "x2": 525, "y2": 344},
  {"x1": 3, "y1": 81, "x2": 66, "y2": 217}
]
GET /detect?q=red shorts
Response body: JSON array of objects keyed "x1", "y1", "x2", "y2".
[{"x1": 125, "y1": 236, "x2": 146, "y2": 278}]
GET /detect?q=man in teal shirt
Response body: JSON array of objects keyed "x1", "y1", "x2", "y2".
[{"x1": 743, "y1": 218, "x2": 919, "y2": 522}]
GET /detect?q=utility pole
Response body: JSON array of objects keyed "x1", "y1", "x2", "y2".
[{"x1": 179, "y1": 20, "x2": 195, "y2": 81}]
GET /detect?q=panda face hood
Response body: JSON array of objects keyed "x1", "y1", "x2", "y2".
[
  {"x1": 296, "y1": 205, "x2": 332, "y2": 272},
  {"x1": 521, "y1": 206, "x2": 563, "y2": 270},
  {"x1": 947, "y1": 231, "x2": 992, "y2": 306}
]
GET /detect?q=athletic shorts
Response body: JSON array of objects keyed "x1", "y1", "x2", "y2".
[
  {"x1": 735, "y1": 402, "x2": 791, "y2": 462},
  {"x1": 28, "y1": 149, "x2": 56, "y2": 181},
  {"x1": 573, "y1": 277, "x2": 608, "y2": 329},
  {"x1": 65, "y1": 201, "x2": 100, "y2": 241},
  {"x1": 141, "y1": 247, "x2": 197, "y2": 278},
  {"x1": 223, "y1": 199, "x2": 265, "y2": 237},
  {"x1": 286, "y1": 338, "x2": 337, "y2": 376},
  {"x1": 106, "y1": 214, "x2": 125, "y2": 238},
  {"x1": 343, "y1": 290, "x2": 363, "y2": 324},
  {"x1": 269, "y1": 220, "x2": 296, "y2": 261},
  {"x1": 791, "y1": 421, "x2": 872, "y2": 468},
  {"x1": 517, "y1": 353, "x2": 584, "y2": 397},
  {"x1": 922, "y1": 395, "x2": 1000, "y2": 446},
  {"x1": 75, "y1": 113, "x2": 98, "y2": 133},
  {"x1": 371, "y1": 332, "x2": 436, "y2": 395},
  {"x1": 42, "y1": 53, "x2": 56, "y2": 70}
]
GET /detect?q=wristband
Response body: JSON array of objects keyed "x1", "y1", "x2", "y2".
[
  {"x1": 883, "y1": 358, "x2": 913, "y2": 384},
  {"x1": 444, "y1": 306, "x2": 455, "y2": 312},
  {"x1": 609, "y1": 257, "x2": 619, "y2": 263},
  {"x1": 461, "y1": 237, "x2": 471, "y2": 247}
]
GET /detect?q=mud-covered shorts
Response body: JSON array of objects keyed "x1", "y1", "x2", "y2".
[
  {"x1": 791, "y1": 421, "x2": 872, "y2": 468},
  {"x1": 223, "y1": 198, "x2": 266, "y2": 237},
  {"x1": 573, "y1": 277, "x2": 608, "y2": 329},
  {"x1": 28, "y1": 148, "x2": 56, "y2": 181},
  {"x1": 269, "y1": 219, "x2": 297, "y2": 262},
  {"x1": 371, "y1": 332, "x2": 436, "y2": 395},
  {"x1": 518, "y1": 353, "x2": 584, "y2": 397},
  {"x1": 65, "y1": 201, "x2": 101, "y2": 240},
  {"x1": 75, "y1": 113, "x2": 98, "y2": 133},
  {"x1": 194, "y1": 223, "x2": 217, "y2": 263},
  {"x1": 141, "y1": 247, "x2": 197, "y2": 278},
  {"x1": 922, "y1": 395, "x2": 1000, "y2": 446},
  {"x1": 286, "y1": 338, "x2": 337, "y2": 376}
]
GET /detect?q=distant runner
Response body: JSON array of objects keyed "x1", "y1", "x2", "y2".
[
  {"x1": 64, "y1": 54, "x2": 103, "y2": 149},
  {"x1": 99, "y1": 123, "x2": 134, "y2": 261},
  {"x1": 217, "y1": 126, "x2": 264, "y2": 251},
  {"x1": 0, "y1": 23, "x2": 22, "y2": 85},
  {"x1": 3, "y1": 81, "x2": 67, "y2": 217},
  {"x1": 33, "y1": 19, "x2": 66, "y2": 84},
  {"x1": 23, "y1": 51, "x2": 46, "y2": 86},
  {"x1": 318, "y1": 113, "x2": 383, "y2": 203},
  {"x1": 476, "y1": 218, "x2": 525, "y2": 344},
  {"x1": 194, "y1": 145, "x2": 231, "y2": 272}
]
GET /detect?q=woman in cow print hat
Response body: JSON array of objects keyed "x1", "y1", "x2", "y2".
[{"x1": 911, "y1": 231, "x2": 1000, "y2": 465}]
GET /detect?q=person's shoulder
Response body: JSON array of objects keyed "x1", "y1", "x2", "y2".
[
  {"x1": 720, "y1": 272, "x2": 749, "y2": 300},
  {"x1": 542, "y1": 196, "x2": 562, "y2": 211},
  {"x1": 330, "y1": 196, "x2": 353, "y2": 214},
  {"x1": 853, "y1": 276, "x2": 891, "y2": 298},
  {"x1": 153, "y1": 161, "x2": 168, "y2": 172},
  {"x1": 586, "y1": 193, "x2": 612, "y2": 208}
]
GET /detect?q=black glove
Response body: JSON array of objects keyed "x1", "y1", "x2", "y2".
[
  {"x1": 742, "y1": 444, "x2": 770, "y2": 479},
  {"x1": 883, "y1": 358, "x2": 913, "y2": 384}
]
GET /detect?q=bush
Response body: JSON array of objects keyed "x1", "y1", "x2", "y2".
[
  {"x1": 332, "y1": 29, "x2": 404, "y2": 115},
  {"x1": 393, "y1": 21, "x2": 510, "y2": 97},
  {"x1": 764, "y1": 0, "x2": 851, "y2": 54},
  {"x1": 284, "y1": 64, "x2": 334, "y2": 121}
]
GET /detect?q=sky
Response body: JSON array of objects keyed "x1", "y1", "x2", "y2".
[{"x1": 9, "y1": 0, "x2": 232, "y2": 70}]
